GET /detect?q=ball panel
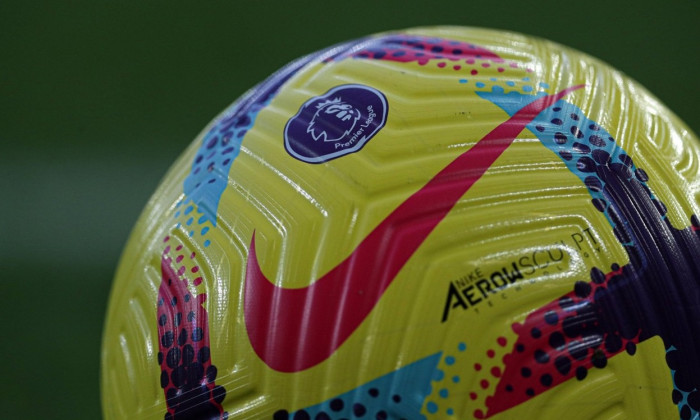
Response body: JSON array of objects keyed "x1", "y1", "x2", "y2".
[{"x1": 102, "y1": 26, "x2": 700, "y2": 419}]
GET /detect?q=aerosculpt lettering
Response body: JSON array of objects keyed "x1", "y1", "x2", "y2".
[{"x1": 442, "y1": 282, "x2": 468, "y2": 322}]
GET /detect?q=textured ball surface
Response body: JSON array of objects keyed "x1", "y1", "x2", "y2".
[{"x1": 102, "y1": 27, "x2": 700, "y2": 419}]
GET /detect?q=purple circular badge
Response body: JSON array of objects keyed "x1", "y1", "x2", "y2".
[{"x1": 284, "y1": 84, "x2": 388, "y2": 163}]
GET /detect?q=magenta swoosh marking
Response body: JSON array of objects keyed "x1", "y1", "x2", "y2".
[{"x1": 244, "y1": 85, "x2": 584, "y2": 372}]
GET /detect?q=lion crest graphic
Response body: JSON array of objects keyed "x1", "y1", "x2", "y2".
[{"x1": 306, "y1": 97, "x2": 361, "y2": 142}]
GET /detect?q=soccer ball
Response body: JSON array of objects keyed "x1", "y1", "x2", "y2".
[{"x1": 102, "y1": 27, "x2": 700, "y2": 419}]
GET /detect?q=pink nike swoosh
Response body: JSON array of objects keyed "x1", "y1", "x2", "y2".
[{"x1": 245, "y1": 85, "x2": 584, "y2": 372}]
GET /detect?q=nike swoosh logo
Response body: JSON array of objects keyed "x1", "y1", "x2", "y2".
[{"x1": 245, "y1": 85, "x2": 584, "y2": 372}]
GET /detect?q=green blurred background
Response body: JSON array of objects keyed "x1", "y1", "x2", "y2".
[{"x1": 1, "y1": 1, "x2": 697, "y2": 418}]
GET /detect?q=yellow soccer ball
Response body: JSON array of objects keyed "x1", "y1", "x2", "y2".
[{"x1": 102, "y1": 27, "x2": 700, "y2": 419}]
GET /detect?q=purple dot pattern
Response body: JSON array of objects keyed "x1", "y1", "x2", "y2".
[
  {"x1": 667, "y1": 346, "x2": 699, "y2": 420},
  {"x1": 272, "y1": 353, "x2": 441, "y2": 420},
  {"x1": 477, "y1": 84, "x2": 700, "y2": 417},
  {"x1": 477, "y1": 86, "x2": 657, "y2": 263},
  {"x1": 182, "y1": 100, "x2": 265, "y2": 228}
]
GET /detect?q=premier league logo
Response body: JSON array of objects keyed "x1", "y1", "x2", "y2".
[
  {"x1": 307, "y1": 98, "x2": 362, "y2": 143},
  {"x1": 284, "y1": 84, "x2": 388, "y2": 163}
]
